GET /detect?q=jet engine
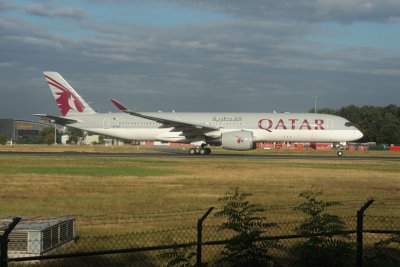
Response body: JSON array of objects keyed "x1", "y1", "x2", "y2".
[{"x1": 221, "y1": 130, "x2": 256, "y2": 151}]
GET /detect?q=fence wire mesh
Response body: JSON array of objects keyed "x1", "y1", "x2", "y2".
[{"x1": 1, "y1": 202, "x2": 399, "y2": 267}]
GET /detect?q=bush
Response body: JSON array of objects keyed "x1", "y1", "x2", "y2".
[
  {"x1": 159, "y1": 242, "x2": 196, "y2": 267},
  {"x1": 293, "y1": 191, "x2": 354, "y2": 267},
  {"x1": 367, "y1": 233, "x2": 400, "y2": 267},
  {"x1": 215, "y1": 187, "x2": 279, "y2": 267}
]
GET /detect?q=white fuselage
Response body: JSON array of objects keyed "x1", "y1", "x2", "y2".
[{"x1": 66, "y1": 112, "x2": 363, "y2": 144}]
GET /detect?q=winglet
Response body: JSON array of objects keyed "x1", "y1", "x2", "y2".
[{"x1": 111, "y1": 99, "x2": 129, "y2": 111}]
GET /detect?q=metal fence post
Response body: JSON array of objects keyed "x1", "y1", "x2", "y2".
[
  {"x1": 0, "y1": 217, "x2": 21, "y2": 267},
  {"x1": 356, "y1": 199, "x2": 374, "y2": 267},
  {"x1": 197, "y1": 207, "x2": 214, "y2": 267}
]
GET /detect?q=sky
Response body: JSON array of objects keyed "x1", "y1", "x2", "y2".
[{"x1": 1, "y1": 0, "x2": 400, "y2": 119}]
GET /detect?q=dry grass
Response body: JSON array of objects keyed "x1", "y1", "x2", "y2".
[{"x1": 0, "y1": 147, "x2": 399, "y2": 235}]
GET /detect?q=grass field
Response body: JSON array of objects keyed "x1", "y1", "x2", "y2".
[{"x1": 0, "y1": 145, "x2": 399, "y2": 235}]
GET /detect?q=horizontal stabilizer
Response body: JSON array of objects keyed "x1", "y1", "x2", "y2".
[{"x1": 33, "y1": 114, "x2": 80, "y2": 125}]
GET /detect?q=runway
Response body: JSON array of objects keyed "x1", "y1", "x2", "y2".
[{"x1": 0, "y1": 151, "x2": 399, "y2": 161}]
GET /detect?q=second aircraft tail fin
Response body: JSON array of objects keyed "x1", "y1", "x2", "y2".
[{"x1": 43, "y1": 72, "x2": 96, "y2": 117}]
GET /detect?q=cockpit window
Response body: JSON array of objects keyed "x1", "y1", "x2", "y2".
[{"x1": 345, "y1": 122, "x2": 353, "y2": 127}]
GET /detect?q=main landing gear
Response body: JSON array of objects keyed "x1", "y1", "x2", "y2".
[{"x1": 188, "y1": 145, "x2": 211, "y2": 155}]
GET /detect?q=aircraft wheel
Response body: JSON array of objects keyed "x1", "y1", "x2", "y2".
[
  {"x1": 189, "y1": 148, "x2": 198, "y2": 155},
  {"x1": 199, "y1": 148, "x2": 206, "y2": 155},
  {"x1": 205, "y1": 148, "x2": 211, "y2": 155},
  {"x1": 337, "y1": 151, "x2": 343, "y2": 157}
]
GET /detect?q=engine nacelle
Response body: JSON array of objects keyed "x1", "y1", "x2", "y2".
[{"x1": 221, "y1": 130, "x2": 256, "y2": 151}]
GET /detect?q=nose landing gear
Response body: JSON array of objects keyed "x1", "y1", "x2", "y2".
[{"x1": 336, "y1": 144, "x2": 345, "y2": 156}]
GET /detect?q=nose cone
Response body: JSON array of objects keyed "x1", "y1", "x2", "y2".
[{"x1": 355, "y1": 129, "x2": 363, "y2": 140}]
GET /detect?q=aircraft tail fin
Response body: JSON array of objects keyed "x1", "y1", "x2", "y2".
[{"x1": 43, "y1": 71, "x2": 96, "y2": 117}]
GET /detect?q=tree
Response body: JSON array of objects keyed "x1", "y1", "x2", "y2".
[
  {"x1": 293, "y1": 191, "x2": 353, "y2": 267},
  {"x1": 377, "y1": 112, "x2": 400, "y2": 145},
  {"x1": 315, "y1": 107, "x2": 337, "y2": 115},
  {"x1": 358, "y1": 106, "x2": 383, "y2": 143},
  {"x1": 67, "y1": 127, "x2": 85, "y2": 144},
  {"x1": 215, "y1": 187, "x2": 278, "y2": 267},
  {"x1": 315, "y1": 104, "x2": 400, "y2": 144},
  {"x1": 337, "y1": 105, "x2": 362, "y2": 125},
  {"x1": 29, "y1": 127, "x2": 57, "y2": 144},
  {"x1": 0, "y1": 133, "x2": 7, "y2": 145},
  {"x1": 377, "y1": 122, "x2": 400, "y2": 145}
]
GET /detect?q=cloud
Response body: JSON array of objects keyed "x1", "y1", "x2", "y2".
[
  {"x1": 0, "y1": 0, "x2": 17, "y2": 10},
  {"x1": 0, "y1": 61, "x2": 17, "y2": 68},
  {"x1": 1, "y1": 0, "x2": 400, "y2": 119},
  {"x1": 173, "y1": 0, "x2": 400, "y2": 23},
  {"x1": 24, "y1": 5, "x2": 87, "y2": 20}
]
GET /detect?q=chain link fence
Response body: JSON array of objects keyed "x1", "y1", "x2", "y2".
[{"x1": 1, "y1": 201, "x2": 399, "y2": 267}]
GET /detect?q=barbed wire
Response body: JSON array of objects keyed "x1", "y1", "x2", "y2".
[{"x1": 3, "y1": 200, "x2": 400, "y2": 230}]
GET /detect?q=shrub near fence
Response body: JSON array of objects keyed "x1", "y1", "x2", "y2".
[{"x1": 1, "y1": 198, "x2": 400, "y2": 266}]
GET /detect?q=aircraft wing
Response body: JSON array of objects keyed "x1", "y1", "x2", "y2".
[
  {"x1": 33, "y1": 114, "x2": 80, "y2": 125},
  {"x1": 111, "y1": 99, "x2": 219, "y2": 136}
]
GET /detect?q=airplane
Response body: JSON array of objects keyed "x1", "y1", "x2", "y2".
[{"x1": 35, "y1": 72, "x2": 363, "y2": 156}]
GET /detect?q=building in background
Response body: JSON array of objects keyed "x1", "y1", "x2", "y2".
[{"x1": 0, "y1": 119, "x2": 52, "y2": 143}]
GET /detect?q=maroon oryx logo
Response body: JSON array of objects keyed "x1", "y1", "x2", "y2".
[
  {"x1": 236, "y1": 136, "x2": 244, "y2": 144},
  {"x1": 45, "y1": 74, "x2": 85, "y2": 116}
]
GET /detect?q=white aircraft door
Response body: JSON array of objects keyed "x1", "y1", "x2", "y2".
[
  {"x1": 103, "y1": 118, "x2": 110, "y2": 129},
  {"x1": 326, "y1": 119, "x2": 333, "y2": 129}
]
